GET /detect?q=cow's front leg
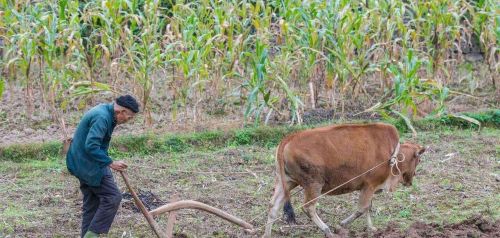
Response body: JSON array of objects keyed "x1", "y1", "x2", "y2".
[
  {"x1": 340, "y1": 211, "x2": 363, "y2": 227},
  {"x1": 302, "y1": 184, "x2": 334, "y2": 238},
  {"x1": 340, "y1": 187, "x2": 375, "y2": 228}
]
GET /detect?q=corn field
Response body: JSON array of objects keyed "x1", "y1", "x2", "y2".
[{"x1": 0, "y1": 0, "x2": 498, "y2": 127}]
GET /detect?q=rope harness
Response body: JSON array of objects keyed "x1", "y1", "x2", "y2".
[{"x1": 390, "y1": 142, "x2": 405, "y2": 176}]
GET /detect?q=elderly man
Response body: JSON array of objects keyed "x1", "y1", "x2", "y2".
[{"x1": 66, "y1": 95, "x2": 139, "y2": 238}]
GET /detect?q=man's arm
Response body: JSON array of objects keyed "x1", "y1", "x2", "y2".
[{"x1": 85, "y1": 116, "x2": 113, "y2": 167}]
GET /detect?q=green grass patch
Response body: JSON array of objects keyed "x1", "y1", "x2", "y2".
[
  {"x1": 0, "y1": 141, "x2": 61, "y2": 162},
  {"x1": 1, "y1": 203, "x2": 34, "y2": 218},
  {"x1": 1, "y1": 110, "x2": 498, "y2": 162},
  {"x1": 413, "y1": 109, "x2": 500, "y2": 131}
]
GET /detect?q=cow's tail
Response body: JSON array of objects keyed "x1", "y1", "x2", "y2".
[{"x1": 276, "y1": 139, "x2": 296, "y2": 224}]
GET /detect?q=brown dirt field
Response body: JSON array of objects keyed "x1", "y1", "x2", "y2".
[
  {"x1": 355, "y1": 216, "x2": 500, "y2": 237},
  {"x1": 0, "y1": 128, "x2": 498, "y2": 237}
]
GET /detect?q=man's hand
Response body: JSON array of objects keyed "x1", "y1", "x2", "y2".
[{"x1": 109, "y1": 160, "x2": 128, "y2": 172}]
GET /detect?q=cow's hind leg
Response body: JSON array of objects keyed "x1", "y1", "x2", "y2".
[
  {"x1": 263, "y1": 178, "x2": 297, "y2": 238},
  {"x1": 366, "y1": 201, "x2": 376, "y2": 232},
  {"x1": 340, "y1": 187, "x2": 375, "y2": 228},
  {"x1": 301, "y1": 183, "x2": 334, "y2": 238}
]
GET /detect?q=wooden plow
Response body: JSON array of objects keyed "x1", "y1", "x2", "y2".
[{"x1": 120, "y1": 172, "x2": 255, "y2": 238}]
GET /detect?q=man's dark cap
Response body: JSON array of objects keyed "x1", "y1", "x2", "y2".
[{"x1": 116, "y1": 95, "x2": 140, "y2": 113}]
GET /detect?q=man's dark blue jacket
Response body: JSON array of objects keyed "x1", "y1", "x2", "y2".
[{"x1": 66, "y1": 103, "x2": 116, "y2": 186}]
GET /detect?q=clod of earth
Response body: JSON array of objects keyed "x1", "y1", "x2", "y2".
[{"x1": 122, "y1": 190, "x2": 165, "y2": 212}]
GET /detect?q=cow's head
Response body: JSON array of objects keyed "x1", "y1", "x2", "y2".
[{"x1": 400, "y1": 142, "x2": 426, "y2": 186}]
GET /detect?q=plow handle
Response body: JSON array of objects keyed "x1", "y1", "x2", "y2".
[{"x1": 120, "y1": 171, "x2": 167, "y2": 238}]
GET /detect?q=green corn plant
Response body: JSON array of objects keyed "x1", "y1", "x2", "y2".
[
  {"x1": 63, "y1": 1, "x2": 109, "y2": 99},
  {"x1": 0, "y1": 78, "x2": 3, "y2": 99},
  {"x1": 0, "y1": 66, "x2": 4, "y2": 99},
  {"x1": 94, "y1": 0, "x2": 126, "y2": 86},
  {"x1": 241, "y1": 39, "x2": 275, "y2": 126},
  {"x1": 121, "y1": 0, "x2": 166, "y2": 127},
  {"x1": 0, "y1": 1, "x2": 13, "y2": 99},
  {"x1": 470, "y1": 0, "x2": 499, "y2": 88},
  {"x1": 170, "y1": 5, "x2": 211, "y2": 120},
  {"x1": 316, "y1": 1, "x2": 373, "y2": 113},
  {"x1": 207, "y1": 0, "x2": 242, "y2": 100},
  {"x1": 368, "y1": 0, "x2": 404, "y2": 91},
  {"x1": 271, "y1": 51, "x2": 304, "y2": 125},
  {"x1": 365, "y1": 49, "x2": 450, "y2": 136},
  {"x1": 0, "y1": 0, "x2": 497, "y2": 128},
  {"x1": 6, "y1": 4, "x2": 42, "y2": 120},
  {"x1": 78, "y1": 1, "x2": 115, "y2": 102},
  {"x1": 425, "y1": 1, "x2": 462, "y2": 78},
  {"x1": 295, "y1": 1, "x2": 325, "y2": 108},
  {"x1": 38, "y1": 4, "x2": 63, "y2": 117},
  {"x1": 0, "y1": 0, "x2": 26, "y2": 99}
]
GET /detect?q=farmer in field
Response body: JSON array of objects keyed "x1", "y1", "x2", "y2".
[{"x1": 66, "y1": 95, "x2": 139, "y2": 238}]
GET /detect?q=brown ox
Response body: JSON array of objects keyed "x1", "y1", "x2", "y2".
[{"x1": 263, "y1": 123, "x2": 425, "y2": 238}]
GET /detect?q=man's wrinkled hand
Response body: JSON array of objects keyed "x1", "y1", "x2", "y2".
[{"x1": 109, "y1": 160, "x2": 128, "y2": 172}]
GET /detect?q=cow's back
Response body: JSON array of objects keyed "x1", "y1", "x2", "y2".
[{"x1": 282, "y1": 123, "x2": 399, "y2": 194}]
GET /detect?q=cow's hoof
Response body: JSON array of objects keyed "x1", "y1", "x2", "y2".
[
  {"x1": 245, "y1": 229, "x2": 256, "y2": 235},
  {"x1": 323, "y1": 228, "x2": 335, "y2": 238},
  {"x1": 333, "y1": 225, "x2": 349, "y2": 236}
]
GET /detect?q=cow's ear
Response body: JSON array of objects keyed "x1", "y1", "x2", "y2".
[{"x1": 415, "y1": 146, "x2": 426, "y2": 158}]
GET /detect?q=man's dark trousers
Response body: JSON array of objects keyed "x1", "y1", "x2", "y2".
[{"x1": 79, "y1": 168, "x2": 122, "y2": 237}]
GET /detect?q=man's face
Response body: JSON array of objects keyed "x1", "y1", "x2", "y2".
[{"x1": 116, "y1": 108, "x2": 136, "y2": 124}]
